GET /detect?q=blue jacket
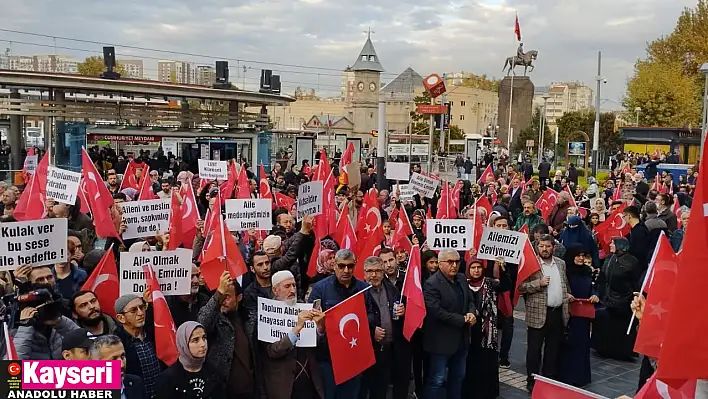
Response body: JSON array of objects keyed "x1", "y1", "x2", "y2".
[{"x1": 51, "y1": 263, "x2": 88, "y2": 299}]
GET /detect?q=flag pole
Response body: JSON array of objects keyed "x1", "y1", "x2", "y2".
[
  {"x1": 626, "y1": 231, "x2": 664, "y2": 334},
  {"x1": 324, "y1": 285, "x2": 373, "y2": 314},
  {"x1": 508, "y1": 12, "x2": 518, "y2": 153}
]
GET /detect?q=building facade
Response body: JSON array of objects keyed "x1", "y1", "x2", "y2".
[
  {"x1": 119, "y1": 60, "x2": 144, "y2": 79},
  {"x1": 534, "y1": 81, "x2": 593, "y2": 126},
  {"x1": 196, "y1": 65, "x2": 216, "y2": 86},
  {"x1": 344, "y1": 35, "x2": 384, "y2": 136},
  {"x1": 0, "y1": 54, "x2": 78, "y2": 74},
  {"x1": 157, "y1": 60, "x2": 197, "y2": 84}
]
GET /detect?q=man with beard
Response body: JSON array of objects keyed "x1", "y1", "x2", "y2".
[
  {"x1": 71, "y1": 290, "x2": 119, "y2": 336},
  {"x1": 165, "y1": 264, "x2": 209, "y2": 326},
  {"x1": 198, "y1": 271, "x2": 255, "y2": 399},
  {"x1": 14, "y1": 264, "x2": 73, "y2": 318},
  {"x1": 261, "y1": 270, "x2": 325, "y2": 399},
  {"x1": 156, "y1": 180, "x2": 172, "y2": 199},
  {"x1": 243, "y1": 251, "x2": 273, "y2": 338},
  {"x1": 381, "y1": 247, "x2": 404, "y2": 292},
  {"x1": 518, "y1": 234, "x2": 570, "y2": 391},
  {"x1": 106, "y1": 169, "x2": 122, "y2": 194}
]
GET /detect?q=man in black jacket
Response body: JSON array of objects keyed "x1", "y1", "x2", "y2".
[
  {"x1": 538, "y1": 158, "x2": 551, "y2": 189},
  {"x1": 422, "y1": 248, "x2": 478, "y2": 399},
  {"x1": 165, "y1": 264, "x2": 209, "y2": 326}
]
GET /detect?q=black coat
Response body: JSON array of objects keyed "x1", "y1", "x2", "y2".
[
  {"x1": 155, "y1": 361, "x2": 226, "y2": 399},
  {"x1": 422, "y1": 271, "x2": 477, "y2": 356},
  {"x1": 124, "y1": 374, "x2": 145, "y2": 399}
]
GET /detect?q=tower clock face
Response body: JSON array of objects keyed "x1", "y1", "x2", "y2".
[
  {"x1": 369, "y1": 82, "x2": 376, "y2": 92},
  {"x1": 357, "y1": 82, "x2": 365, "y2": 91}
]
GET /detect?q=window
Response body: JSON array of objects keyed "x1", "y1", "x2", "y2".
[
  {"x1": 460, "y1": 115, "x2": 465, "y2": 121},
  {"x1": 449, "y1": 101, "x2": 454, "y2": 106},
  {"x1": 361, "y1": 55, "x2": 367, "y2": 61},
  {"x1": 368, "y1": 55, "x2": 377, "y2": 62},
  {"x1": 461, "y1": 101, "x2": 466, "y2": 106}
]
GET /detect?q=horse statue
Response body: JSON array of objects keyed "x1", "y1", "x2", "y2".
[{"x1": 502, "y1": 50, "x2": 538, "y2": 76}]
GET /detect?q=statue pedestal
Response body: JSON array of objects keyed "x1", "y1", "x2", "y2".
[{"x1": 497, "y1": 76, "x2": 534, "y2": 148}]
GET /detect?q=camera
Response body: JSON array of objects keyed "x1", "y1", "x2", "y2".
[
  {"x1": 5, "y1": 289, "x2": 63, "y2": 326},
  {"x1": 602, "y1": 78, "x2": 608, "y2": 84}
]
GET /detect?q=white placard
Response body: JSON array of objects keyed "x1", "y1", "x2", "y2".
[
  {"x1": 397, "y1": 184, "x2": 415, "y2": 201},
  {"x1": 120, "y1": 199, "x2": 171, "y2": 239},
  {"x1": 257, "y1": 297, "x2": 316, "y2": 347},
  {"x1": 198, "y1": 159, "x2": 228, "y2": 180},
  {"x1": 409, "y1": 172, "x2": 440, "y2": 198},
  {"x1": 0, "y1": 218, "x2": 67, "y2": 270},
  {"x1": 46, "y1": 167, "x2": 81, "y2": 206},
  {"x1": 426, "y1": 219, "x2": 474, "y2": 250},
  {"x1": 24, "y1": 155, "x2": 38, "y2": 175},
  {"x1": 225, "y1": 199, "x2": 273, "y2": 231},
  {"x1": 477, "y1": 227, "x2": 527, "y2": 264},
  {"x1": 296, "y1": 181, "x2": 323, "y2": 221},
  {"x1": 385, "y1": 162, "x2": 410, "y2": 181},
  {"x1": 119, "y1": 249, "x2": 192, "y2": 296},
  {"x1": 161, "y1": 138, "x2": 178, "y2": 156},
  {"x1": 200, "y1": 144, "x2": 210, "y2": 160}
]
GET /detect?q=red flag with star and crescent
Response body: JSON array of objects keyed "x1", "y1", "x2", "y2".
[
  {"x1": 515, "y1": 238, "x2": 541, "y2": 306},
  {"x1": 143, "y1": 264, "x2": 178, "y2": 366},
  {"x1": 180, "y1": 183, "x2": 199, "y2": 249},
  {"x1": 354, "y1": 190, "x2": 384, "y2": 280},
  {"x1": 478, "y1": 164, "x2": 495, "y2": 185},
  {"x1": 634, "y1": 232, "x2": 677, "y2": 359},
  {"x1": 402, "y1": 245, "x2": 426, "y2": 341},
  {"x1": 594, "y1": 204, "x2": 630, "y2": 255},
  {"x1": 535, "y1": 188, "x2": 559, "y2": 220},
  {"x1": 514, "y1": 13, "x2": 521, "y2": 41},
  {"x1": 324, "y1": 288, "x2": 375, "y2": 384},
  {"x1": 81, "y1": 245, "x2": 119, "y2": 317}
]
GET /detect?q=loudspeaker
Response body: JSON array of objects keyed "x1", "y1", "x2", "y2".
[
  {"x1": 271, "y1": 75, "x2": 281, "y2": 94},
  {"x1": 103, "y1": 47, "x2": 116, "y2": 70},
  {"x1": 216, "y1": 61, "x2": 228, "y2": 83},
  {"x1": 260, "y1": 69, "x2": 272, "y2": 90}
]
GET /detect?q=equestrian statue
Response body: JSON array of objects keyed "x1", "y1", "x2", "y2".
[{"x1": 502, "y1": 43, "x2": 538, "y2": 76}]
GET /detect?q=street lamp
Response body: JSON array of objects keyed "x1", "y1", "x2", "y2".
[
  {"x1": 634, "y1": 107, "x2": 641, "y2": 126},
  {"x1": 592, "y1": 50, "x2": 606, "y2": 177},
  {"x1": 539, "y1": 94, "x2": 551, "y2": 165},
  {"x1": 699, "y1": 63, "x2": 708, "y2": 157}
]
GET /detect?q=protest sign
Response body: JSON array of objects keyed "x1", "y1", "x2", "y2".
[
  {"x1": 46, "y1": 166, "x2": 81, "y2": 205},
  {"x1": 120, "y1": 199, "x2": 171, "y2": 239},
  {"x1": 410, "y1": 172, "x2": 440, "y2": 198},
  {"x1": 397, "y1": 184, "x2": 415, "y2": 201},
  {"x1": 225, "y1": 199, "x2": 273, "y2": 231},
  {"x1": 198, "y1": 159, "x2": 228, "y2": 180},
  {"x1": 119, "y1": 249, "x2": 192, "y2": 296},
  {"x1": 297, "y1": 181, "x2": 323, "y2": 221},
  {"x1": 385, "y1": 162, "x2": 410, "y2": 181},
  {"x1": 0, "y1": 218, "x2": 67, "y2": 270},
  {"x1": 257, "y1": 297, "x2": 316, "y2": 347},
  {"x1": 477, "y1": 227, "x2": 527, "y2": 264},
  {"x1": 24, "y1": 155, "x2": 38, "y2": 175},
  {"x1": 426, "y1": 219, "x2": 474, "y2": 250},
  {"x1": 161, "y1": 138, "x2": 178, "y2": 155}
]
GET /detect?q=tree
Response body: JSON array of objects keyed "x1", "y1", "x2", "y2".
[
  {"x1": 515, "y1": 107, "x2": 553, "y2": 156},
  {"x1": 410, "y1": 91, "x2": 432, "y2": 135},
  {"x1": 459, "y1": 73, "x2": 500, "y2": 92},
  {"x1": 555, "y1": 110, "x2": 619, "y2": 155},
  {"x1": 77, "y1": 56, "x2": 126, "y2": 77},
  {"x1": 623, "y1": 0, "x2": 708, "y2": 127}
]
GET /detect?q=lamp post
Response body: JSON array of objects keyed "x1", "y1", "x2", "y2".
[
  {"x1": 634, "y1": 107, "x2": 641, "y2": 126},
  {"x1": 700, "y1": 63, "x2": 708, "y2": 157},
  {"x1": 538, "y1": 94, "x2": 550, "y2": 165},
  {"x1": 591, "y1": 51, "x2": 604, "y2": 177}
]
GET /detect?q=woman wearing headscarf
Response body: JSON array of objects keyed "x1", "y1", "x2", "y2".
[
  {"x1": 558, "y1": 245, "x2": 599, "y2": 387},
  {"x1": 592, "y1": 237, "x2": 641, "y2": 361},
  {"x1": 559, "y1": 216, "x2": 600, "y2": 267},
  {"x1": 155, "y1": 321, "x2": 225, "y2": 399},
  {"x1": 462, "y1": 258, "x2": 511, "y2": 398},
  {"x1": 409, "y1": 209, "x2": 426, "y2": 245},
  {"x1": 309, "y1": 248, "x2": 335, "y2": 285}
]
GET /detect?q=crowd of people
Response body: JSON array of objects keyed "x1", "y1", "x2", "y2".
[{"x1": 0, "y1": 143, "x2": 702, "y2": 399}]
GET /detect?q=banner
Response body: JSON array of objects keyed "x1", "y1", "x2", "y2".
[
  {"x1": 24, "y1": 155, "x2": 38, "y2": 175},
  {"x1": 46, "y1": 166, "x2": 81, "y2": 206},
  {"x1": 297, "y1": 181, "x2": 323, "y2": 221},
  {"x1": 257, "y1": 297, "x2": 316, "y2": 347},
  {"x1": 225, "y1": 199, "x2": 273, "y2": 231},
  {"x1": 410, "y1": 172, "x2": 439, "y2": 198},
  {"x1": 426, "y1": 219, "x2": 474, "y2": 250},
  {"x1": 198, "y1": 159, "x2": 228, "y2": 180},
  {"x1": 0, "y1": 218, "x2": 67, "y2": 269},
  {"x1": 120, "y1": 199, "x2": 171, "y2": 239},
  {"x1": 385, "y1": 162, "x2": 410, "y2": 181},
  {"x1": 396, "y1": 184, "x2": 415, "y2": 201},
  {"x1": 119, "y1": 249, "x2": 192, "y2": 296},
  {"x1": 477, "y1": 227, "x2": 526, "y2": 263}
]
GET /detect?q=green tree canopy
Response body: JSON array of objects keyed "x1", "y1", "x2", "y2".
[
  {"x1": 555, "y1": 110, "x2": 620, "y2": 155},
  {"x1": 515, "y1": 107, "x2": 552, "y2": 155},
  {"x1": 77, "y1": 56, "x2": 126, "y2": 77},
  {"x1": 458, "y1": 73, "x2": 500, "y2": 92}
]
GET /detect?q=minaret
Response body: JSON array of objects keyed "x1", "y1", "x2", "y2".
[{"x1": 346, "y1": 29, "x2": 384, "y2": 135}]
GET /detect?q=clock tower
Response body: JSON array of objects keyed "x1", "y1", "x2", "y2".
[{"x1": 345, "y1": 31, "x2": 384, "y2": 136}]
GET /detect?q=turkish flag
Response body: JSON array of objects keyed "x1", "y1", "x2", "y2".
[
  {"x1": 634, "y1": 232, "x2": 677, "y2": 358},
  {"x1": 451, "y1": 180, "x2": 462, "y2": 211},
  {"x1": 142, "y1": 265, "x2": 179, "y2": 366},
  {"x1": 477, "y1": 164, "x2": 495, "y2": 185},
  {"x1": 219, "y1": 161, "x2": 238, "y2": 203},
  {"x1": 14, "y1": 152, "x2": 49, "y2": 221},
  {"x1": 634, "y1": 373, "x2": 697, "y2": 399},
  {"x1": 332, "y1": 202, "x2": 350, "y2": 246},
  {"x1": 514, "y1": 13, "x2": 521, "y2": 42},
  {"x1": 518, "y1": 224, "x2": 529, "y2": 235},
  {"x1": 167, "y1": 193, "x2": 183, "y2": 250},
  {"x1": 78, "y1": 179, "x2": 91, "y2": 214},
  {"x1": 81, "y1": 246, "x2": 119, "y2": 317},
  {"x1": 392, "y1": 207, "x2": 414, "y2": 252},
  {"x1": 306, "y1": 238, "x2": 321, "y2": 278},
  {"x1": 594, "y1": 205, "x2": 630, "y2": 255},
  {"x1": 340, "y1": 215, "x2": 357, "y2": 251},
  {"x1": 531, "y1": 375, "x2": 599, "y2": 398},
  {"x1": 657, "y1": 142, "x2": 708, "y2": 382},
  {"x1": 258, "y1": 163, "x2": 272, "y2": 201},
  {"x1": 340, "y1": 142, "x2": 361, "y2": 188},
  {"x1": 274, "y1": 192, "x2": 295, "y2": 211},
  {"x1": 535, "y1": 188, "x2": 559, "y2": 220},
  {"x1": 21, "y1": 147, "x2": 35, "y2": 184},
  {"x1": 138, "y1": 165, "x2": 157, "y2": 200},
  {"x1": 180, "y1": 183, "x2": 199, "y2": 249},
  {"x1": 475, "y1": 195, "x2": 493, "y2": 218},
  {"x1": 354, "y1": 190, "x2": 384, "y2": 280},
  {"x1": 515, "y1": 238, "x2": 541, "y2": 306},
  {"x1": 81, "y1": 149, "x2": 120, "y2": 240},
  {"x1": 563, "y1": 186, "x2": 588, "y2": 218},
  {"x1": 3, "y1": 321, "x2": 18, "y2": 360},
  {"x1": 402, "y1": 245, "x2": 426, "y2": 340},
  {"x1": 325, "y1": 289, "x2": 376, "y2": 384},
  {"x1": 120, "y1": 160, "x2": 141, "y2": 191},
  {"x1": 235, "y1": 163, "x2": 251, "y2": 199},
  {"x1": 436, "y1": 181, "x2": 456, "y2": 219}
]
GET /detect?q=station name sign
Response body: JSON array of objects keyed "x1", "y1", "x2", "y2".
[{"x1": 88, "y1": 134, "x2": 162, "y2": 142}]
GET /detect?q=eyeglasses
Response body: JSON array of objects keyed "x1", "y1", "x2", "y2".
[
  {"x1": 364, "y1": 269, "x2": 383, "y2": 274},
  {"x1": 442, "y1": 259, "x2": 460, "y2": 266},
  {"x1": 121, "y1": 304, "x2": 147, "y2": 315},
  {"x1": 336, "y1": 262, "x2": 355, "y2": 270}
]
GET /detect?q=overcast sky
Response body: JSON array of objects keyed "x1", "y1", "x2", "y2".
[{"x1": 0, "y1": 0, "x2": 696, "y2": 109}]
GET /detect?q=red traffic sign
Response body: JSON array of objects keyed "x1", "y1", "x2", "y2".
[
  {"x1": 416, "y1": 104, "x2": 448, "y2": 114},
  {"x1": 422, "y1": 74, "x2": 446, "y2": 98}
]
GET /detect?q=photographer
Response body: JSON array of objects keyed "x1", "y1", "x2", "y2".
[
  {"x1": 13, "y1": 288, "x2": 79, "y2": 360},
  {"x1": 12, "y1": 265, "x2": 73, "y2": 319}
]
